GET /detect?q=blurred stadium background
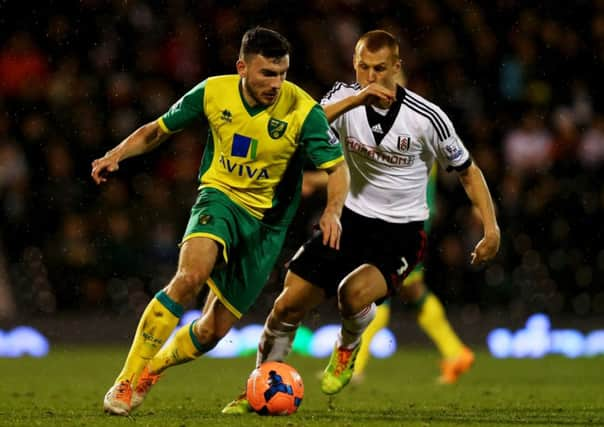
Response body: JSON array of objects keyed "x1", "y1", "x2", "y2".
[{"x1": 0, "y1": 0, "x2": 603, "y2": 351}]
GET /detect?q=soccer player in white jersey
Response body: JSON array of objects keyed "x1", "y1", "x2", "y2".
[{"x1": 223, "y1": 29, "x2": 500, "y2": 412}]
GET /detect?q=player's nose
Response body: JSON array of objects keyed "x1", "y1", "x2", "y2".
[{"x1": 270, "y1": 77, "x2": 283, "y2": 90}]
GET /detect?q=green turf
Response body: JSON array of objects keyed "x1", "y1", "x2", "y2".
[{"x1": 0, "y1": 346, "x2": 602, "y2": 426}]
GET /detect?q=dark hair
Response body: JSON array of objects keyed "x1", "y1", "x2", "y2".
[
  {"x1": 239, "y1": 26, "x2": 291, "y2": 60},
  {"x1": 355, "y1": 30, "x2": 399, "y2": 60}
]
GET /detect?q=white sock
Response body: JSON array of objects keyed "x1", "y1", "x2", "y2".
[
  {"x1": 256, "y1": 320, "x2": 298, "y2": 367},
  {"x1": 338, "y1": 303, "x2": 377, "y2": 350}
]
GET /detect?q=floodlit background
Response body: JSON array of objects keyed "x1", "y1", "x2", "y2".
[{"x1": 1, "y1": 1, "x2": 603, "y2": 359}]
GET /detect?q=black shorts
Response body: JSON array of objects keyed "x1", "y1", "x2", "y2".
[{"x1": 288, "y1": 207, "x2": 427, "y2": 298}]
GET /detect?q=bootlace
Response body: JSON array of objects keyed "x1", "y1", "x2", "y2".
[
  {"x1": 115, "y1": 381, "x2": 132, "y2": 400},
  {"x1": 334, "y1": 347, "x2": 353, "y2": 376},
  {"x1": 136, "y1": 372, "x2": 160, "y2": 394}
]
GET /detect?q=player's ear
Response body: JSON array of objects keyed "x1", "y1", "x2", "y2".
[
  {"x1": 394, "y1": 58, "x2": 402, "y2": 72},
  {"x1": 236, "y1": 58, "x2": 247, "y2": 78}
]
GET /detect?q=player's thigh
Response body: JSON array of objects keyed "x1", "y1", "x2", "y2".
[
  {"x1": 177, "y1": 237, "x2": 220, "y2": 278},
  {"x1": 272, "y1": 270, "x2": 326, "y2": 322},
  {"x1": 338, "y1": 264, "x2": 389, "y2": 316},
  {"x1": 165, "y1": 237, "x2": 220, "y2": 302}
]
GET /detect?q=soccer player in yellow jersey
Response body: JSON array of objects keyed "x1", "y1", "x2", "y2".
[{"x1": 91, "y1": 27, "x2": 349, "y2": 416}]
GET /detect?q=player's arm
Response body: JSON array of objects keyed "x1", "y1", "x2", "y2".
[
  {"x1": 91, "y1": 79, "x2": 207, "y2": 185},
  {"x1": 91, "y1": 121, "x2": 169, "y2": 184},
  {"x1": 320, "y1": 160, "x2": 350, "y2": 250},
  {"x1": 457, "y1": 162, "x2": 501, "y2": 264},
  {"x1": 302, "y1": 104, "x2": 350, "y2": 249},
  {"x1": 301, "y1": 170, "x2": 328, "y2": 198},
  {"x1": 322, "y1": 83, "x2": 395, "y2": 122}
]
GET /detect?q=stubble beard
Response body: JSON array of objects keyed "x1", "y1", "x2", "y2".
[{"x1": 244, "y1": 79, "x2": 275, "y2": 107}]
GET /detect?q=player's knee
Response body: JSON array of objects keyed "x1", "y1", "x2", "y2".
[
  {"x1": 192, "y1": 321, "x2": 221, "y2": 349},
  {"x1": 338, "y1": 285, "x2": 371, "y2": 316},
  {"x1": 165, "y1": 270, "x2": 208, "y2": 304},
  {"x1": 272, "y1": 296, "x2": 306, "y2": 324}
]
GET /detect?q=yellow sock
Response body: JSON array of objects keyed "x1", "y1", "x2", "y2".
[
  {"x1": 148, "y1": 320, "x2": 210, "y2": 374},
  {"x1": 354, "y1": 303, "x2": 390, "y2": 376},
  {"x1": 417, "y1": 293, "x2": 464, "y2": 359},
  {"x1": 115, "y1": 290, "x2": 183, "y2": 385}
]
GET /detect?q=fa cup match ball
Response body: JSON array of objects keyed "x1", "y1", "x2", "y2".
[{"x1": 246, "y1": 361, "x2": 304, "y2": 415}]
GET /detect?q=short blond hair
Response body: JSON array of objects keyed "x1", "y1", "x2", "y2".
[{"x1": 355, "y1": 30, "x2": 400, "y2": 61}]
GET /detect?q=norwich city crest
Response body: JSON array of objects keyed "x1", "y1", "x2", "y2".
[{"x1": 267, "y1": 118, "x2": 288, "y2": 139}]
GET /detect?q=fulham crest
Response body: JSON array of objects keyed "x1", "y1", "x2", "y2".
[{"x1": 397, "y1": 135, "x2": 411, "y2": 151}]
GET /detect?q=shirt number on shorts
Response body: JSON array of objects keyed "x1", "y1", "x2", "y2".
[{"x1": 397, "y1": 257, "x2": 409, "y2": 275}]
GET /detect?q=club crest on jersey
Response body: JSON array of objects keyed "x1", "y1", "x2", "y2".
[
  {"x1": 397, "y1": 134, "x2": 411, "y2": 151},
  {"x1": 267, "y1": 118, "x2": 288, "y2": 139}
]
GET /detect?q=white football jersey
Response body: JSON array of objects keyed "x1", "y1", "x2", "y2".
[{"x1": 321, "y1": 82, "x2": 471, "y2": 223}]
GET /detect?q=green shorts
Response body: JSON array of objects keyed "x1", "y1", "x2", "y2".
[{"x1": 182, "y1": 187, "x2": 288, "y2": 319}]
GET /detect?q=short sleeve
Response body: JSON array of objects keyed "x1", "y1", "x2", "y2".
[
  {"x1": 299, "y1": 104, "x2": 344, "y2": 170},
  {"x1": 425, "y1": 106, "x2": 471, "y2": 172},
  {"x1": 320, "y1": 81, "x2": 355, "y2": 106},
  {"x1": 158, "y1": 79, "x2": 207, "y2": 133},
  {"x1": 320, "y1": 81, "x2": 358, "y2": 134}
]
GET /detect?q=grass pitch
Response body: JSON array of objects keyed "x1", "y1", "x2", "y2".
[{"x1": 0, "y1": 346, "x2": 602, "y2": 426}]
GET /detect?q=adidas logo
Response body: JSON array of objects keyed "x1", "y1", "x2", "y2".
[{"x1": 371, "y1": 123, "x2": 383, "y2": 134}]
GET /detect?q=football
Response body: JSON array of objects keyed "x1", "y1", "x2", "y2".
[{"x1": 246, "y1": 361, "x2": 304, "y2": 415}]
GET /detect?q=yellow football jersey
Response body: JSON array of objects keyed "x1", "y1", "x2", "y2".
[{"x1": 158, "y1": 75, "x2": 342, "y2": 221}]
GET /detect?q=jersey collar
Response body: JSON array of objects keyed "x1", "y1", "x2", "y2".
[
  {"x1": 238, "y1": 79, "x2": 268, "y2": 117},
  {"x1": 364, "y1": 85, "x2": 406, "y2": 145}
]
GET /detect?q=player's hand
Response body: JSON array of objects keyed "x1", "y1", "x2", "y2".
[
  {"x1": 355, "y1": 83, "x2": 395, "y2": 107},
  {"x1": 91, "y1": 153, "x2": 120, "y2": 184},
  {"x1": 319, "y1": 210, "x2": 342, "y2": 250},
  {"x1": 470, "y1": 228, "x2": 500, "y2": 265}
]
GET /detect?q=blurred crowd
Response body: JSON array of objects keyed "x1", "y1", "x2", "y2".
[{"x1": 1, "y1": 0, "x2": 603, "y2": 323}]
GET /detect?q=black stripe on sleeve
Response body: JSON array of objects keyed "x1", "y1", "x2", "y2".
[
  {"x1": 403, "y1": 100, "x2": 446, "y2": 141},
  {"x1": 322, "y1": 82, "x2": 344, "y2": 103},
  {"x1": 404, "y1": 94, "x2": 451, "y2": 140}
]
